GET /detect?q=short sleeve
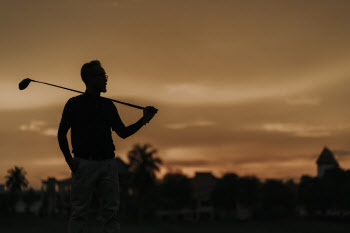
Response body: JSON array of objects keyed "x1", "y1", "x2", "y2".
[
  {"x1": 111, "y1": 103, "x2": 125, "y2": 132},
  {"x1": 59, "y1": 98, "x2": 74, "y2": 130}
]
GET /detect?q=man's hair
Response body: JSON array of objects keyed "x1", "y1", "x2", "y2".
[{"x1": 81, "y1": 60, "x2": 102, "y2": 84}]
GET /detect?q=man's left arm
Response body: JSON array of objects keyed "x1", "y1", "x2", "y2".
[{"x1": 112, "y1": 105, "x2": 157, "y2": 139}]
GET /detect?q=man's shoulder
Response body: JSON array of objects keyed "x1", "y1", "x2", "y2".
[
  {"x1": 100, "y1": 97, "x2": 116, "y2": 108},
  {"x1": 65, "y1": 95, "x2": 84, "y2": 106}
]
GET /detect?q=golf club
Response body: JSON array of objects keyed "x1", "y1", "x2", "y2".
[{"x1": 19, "y1": 78, "x2": 158, "y2": 113}]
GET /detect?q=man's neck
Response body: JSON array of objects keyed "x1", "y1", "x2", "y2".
[{"x1": 85, "y1": 88, "x2": 101, "y2": 97}]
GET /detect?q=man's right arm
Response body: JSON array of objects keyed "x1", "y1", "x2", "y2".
[
  {"x1": 57, "y1": 99, "x2": 78, "y2": 172},
  {"x1": 58, "y1": 126, "x2": 79, "y2": 173},
  {"x1": 57, "y1": 126, "x2": 73, "y2": 162}
]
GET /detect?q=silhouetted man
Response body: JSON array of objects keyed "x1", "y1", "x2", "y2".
[{"x1": 57, "y1": 60, "x2": 156, "y2": 233}]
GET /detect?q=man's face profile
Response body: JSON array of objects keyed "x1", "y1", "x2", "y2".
[{"x1": 87, "y1": 65, "x2": 108, "y2": 93}]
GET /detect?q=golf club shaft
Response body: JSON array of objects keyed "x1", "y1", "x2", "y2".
[{"x1": 32, "y1": 80, "x2": 145, "y2": 110}]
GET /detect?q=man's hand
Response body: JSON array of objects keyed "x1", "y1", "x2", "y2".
[
  {"x1": 67, "y1": 157, "x2": 80, "y2": 173},
  {"x1": 143, "y1": 106, "x2": 157, "y2": 125}
]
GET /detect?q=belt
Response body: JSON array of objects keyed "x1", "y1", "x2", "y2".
[{"x1": 75, "y1": 153, "x2": 115, "y2": 161}]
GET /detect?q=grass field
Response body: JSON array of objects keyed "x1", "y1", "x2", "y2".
[{"x1": 1, "y1": 215, "x2": 350, "y2": 233}]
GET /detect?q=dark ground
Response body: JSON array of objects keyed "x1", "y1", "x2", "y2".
[{"x1": 1, "y1": 215, "x2": 349, "y2": 233}]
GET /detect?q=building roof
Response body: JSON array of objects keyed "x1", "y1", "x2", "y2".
[{"x1": 316, "y1": 147, "x2": 339, "y2": 166}]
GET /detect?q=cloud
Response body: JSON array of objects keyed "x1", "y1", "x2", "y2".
[
  {"x1": 163, "y1": 83, "x2": 293, "y2": 105},
  {"x1": 285, "y1": 96, "x2": 321, "y2": 106},
  {"x1": 166, "y1": 159, "x2": 210, "y2": 166},
  {"x1": 19, "y1": 121, "x2": 57, "y2": 137},
  {"x1": 166, "y1": 120, "x2": 216, "y2": 130},
  {"x1": 19, "y1": 121, "x2": 46, "y2": 132},
  {"x1": 31, "y1": 158, "x2": 66, "y2": 166},
  {"x1": 42, "y1": 128, "x2": 58, "y2": 136},
  {"x1": 333, "y1": 150, "x2": 350, "y2": 157},
  {"x1": 262, "y1": 123, "x2": 331, "y2": 137},
  {"x1": 249, "y1": 123, "x2": 350, "y2": 138},
  {"x1": 156, "y1": 67, "x2": 346, "y2": 105}
]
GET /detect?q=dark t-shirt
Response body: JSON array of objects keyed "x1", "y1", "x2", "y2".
[{"x1": 59, "y1": 93, "x2": 125, "y2": 159}]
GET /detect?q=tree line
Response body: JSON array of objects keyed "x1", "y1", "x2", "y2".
[{"x1": 1, "y1": 144, "x2": 350, "y2": 221}]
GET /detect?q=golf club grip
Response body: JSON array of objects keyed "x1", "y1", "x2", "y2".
[{"x1": 32, "y1": 80, "x2": 157, "y2": 112}]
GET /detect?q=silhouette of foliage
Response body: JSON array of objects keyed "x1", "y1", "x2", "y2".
[
  {"x1": 211, "y1": 173, "x2": 238, "y2": 210},
  {"x1": 127, "y1": 143, "x2": 162, "y2": 220},
  {"x1": 236, "y1": 176, "x2": 260, "y2": 206},
  {"x1": 259, "y1": 179, "x2": 296, "y2": 218},
  {"x1": 128, "y1": 143, "x2": 162, "y2": 195},
  {"x1": 157, "y1": 172, "x2": 193, "y2": 210},
  {"x1": 297, "y1": 169, "x2": 350, "y2": 216},
  {"x1": 22, "y1": 187, "x2": 39, "y2": 214},
  {"x1": 5, "y1": 166, "x2": 29, "y2": 193},
  {"x1": 0, "y1": 193, "x2": 12, "y2": 216},
  {"x1": 320, "y1": 168, "x2": 350, "y2": 211}
]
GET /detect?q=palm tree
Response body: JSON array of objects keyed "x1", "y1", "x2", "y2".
[
  {"x1": 5, "y1": 166, "x2": 29, "y2": 193},
  {"x1": 127, "y1": 143, "x2": 162, "y2": 221},
  {"x1": 128, "y1": 143, "x2": 162, "y2": 195},
  {"x1": 5, "y1": 166, "x2": 29, "y2": 213}
]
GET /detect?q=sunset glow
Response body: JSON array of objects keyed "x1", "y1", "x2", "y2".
[{"x1": 1, "y1": 0, "x2": 350, "y2": 189}]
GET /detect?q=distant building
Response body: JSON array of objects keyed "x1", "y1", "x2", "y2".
[{"x1": 316, "y1": 147, "x2": 339, "y2": 178}]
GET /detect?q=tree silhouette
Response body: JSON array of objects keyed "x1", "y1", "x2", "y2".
[
  {"x1": 127, "y1": 143, "x2": 162, "y2": 220},
  {"x1": 23, "y1": 187, "x2": 38, "y2": 214},
  {"x1": 236, "y1": 176, "x2": 260, "y2": 206},
  {"x1": 158, "y1": 172, "x2": 193, "y2": 210},
  {"x1": 5, "y1": 166, "x2": 29, "y2": 213},
  {"x1": 5, "y1": 166, "x2": 29, "y2": 193},
  {"x1": 297, "y1": 170, "x2": 350, "y2": 216},
  {"x1": 297, "y1": 175, "x2": 322, "y2": 214},
  {"x1": 211, "y1": 173, "x2": 239, "y2": 210},
  {"x1": 260, "y1": 179, "x2": 295, "y2": 218},
  {"x1": 128, "y1": 143, "x2": 162, "y2": 195}
]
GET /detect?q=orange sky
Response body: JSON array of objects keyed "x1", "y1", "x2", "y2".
[{"x1": 1, "y1": 0, "x2": 350, "y2": 189}]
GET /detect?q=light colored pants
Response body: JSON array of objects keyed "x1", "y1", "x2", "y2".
[{"x1": 68, "y1": 157, "x2": 120, "y2": 233}]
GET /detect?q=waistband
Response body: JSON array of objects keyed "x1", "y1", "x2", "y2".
[{"x1": 74, "y1": 153, "x2": 115, "y2": 161}]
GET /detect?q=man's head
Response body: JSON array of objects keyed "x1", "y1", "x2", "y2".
[{"x1": 81, "y1": 60, "x2": 108, "y2": 93}]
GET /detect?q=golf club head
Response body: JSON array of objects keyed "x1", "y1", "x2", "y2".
[{"x1": 19, "y1": 78, "x2": 32, "y2": 90}]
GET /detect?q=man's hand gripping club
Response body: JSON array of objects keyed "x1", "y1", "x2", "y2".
[{"x1": 142, "y1": 106, "x2": 157, "y2": 125}]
